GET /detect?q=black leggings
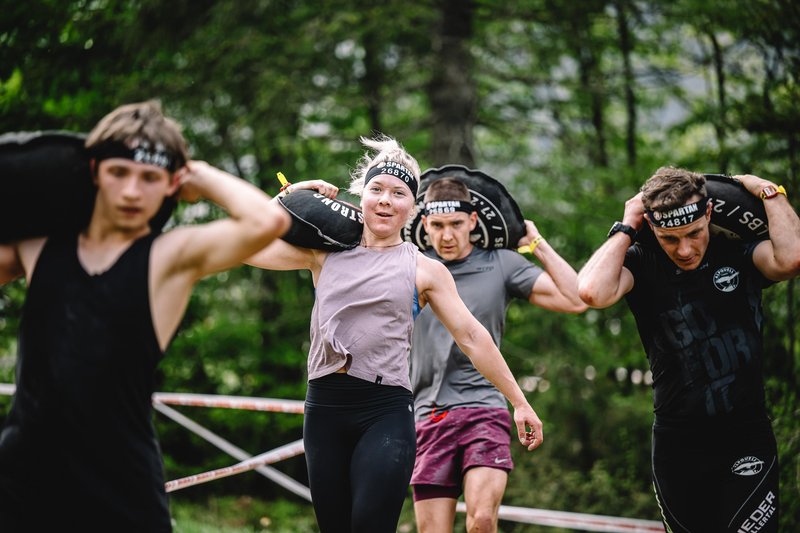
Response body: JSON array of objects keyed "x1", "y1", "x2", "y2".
[
  {"x1": 652, "y1": 418, "x2": 779, "y2": 532},
  {"x1": 304, "y1": 373, "x2": 416, "y2": 533}
]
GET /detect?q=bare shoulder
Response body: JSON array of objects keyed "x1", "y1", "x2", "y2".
[
  {"x1": 147, "y1": 225, "x2": 209, "y2": 285},
  {"x1": 151, "y1": 226, "x2": 193, "y2": 265},
  {"x1": 415, "y1": 252, "x2": 437, "y2": 281},
  {"x1": 416, "y1": 252, "x2": 453, "y2": 290},
  {"x1": 416, "y1": 252, "x2": 444, "y2": 270}
]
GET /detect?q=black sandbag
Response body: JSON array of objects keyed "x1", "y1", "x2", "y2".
[
  {"x1": 402, "y1": 164, "x2": 526, "y2": 251},
  {"x1": 636, "y1": 174, "x2": 769, "y2": 247},
  {"x1": 0, "y1": 130, "x2": 175, "y2": 243},
  {"x1": 277, "y1": 189, "x2": 363, "y2": 250}
]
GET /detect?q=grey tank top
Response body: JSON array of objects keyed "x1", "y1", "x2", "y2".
[{"x1": 308, "y1": 242, "x2": 418, "y2": 390}]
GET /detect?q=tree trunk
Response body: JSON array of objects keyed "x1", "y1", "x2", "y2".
[
  {"x1": 708, "y1": 31, "x2": 728, "y2": 173},
  {"x1": 361, "y1": 27, "x2": 383, "y2": 134},
  {"x1": 428, "y1": 0, "x2": 476, "y2": 167},
  {"x1": 614, "y1": 0, "x2": 637, "y2": 166},
  {"x1": 578, "y1": 45, "x2": 608, "y2": 167}
]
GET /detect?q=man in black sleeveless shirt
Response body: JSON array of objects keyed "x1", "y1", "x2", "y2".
[
  {"x1": 577, "y1": 167, "x2": 800, "y2": 532},
  {"x1": 0, "y1": 101, "x2": 290, "y2": 531}
]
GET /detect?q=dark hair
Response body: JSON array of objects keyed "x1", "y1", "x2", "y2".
[
  {"x1": 424, "y1": 177, "x2": 471, "y2": 203},
  {"x1": 85, "y1": 100, "x2": 189, "y2": 169},
  {"x1": 640, "y1": 166, "x2": 707, "y2": 211}
]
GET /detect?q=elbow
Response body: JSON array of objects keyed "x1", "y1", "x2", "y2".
[
  {"x1": 787, "y1": 249, "x2": 800, "y2": 276},
  {"x1": 551, "y1": 294, "x2": 589, "y2": 314},
  {"x1": 272, "y1": 205, "x2": 292, "y2": 238},
  {"x1": 256, "y1": 202, "x2": 292, "y2": 243},
  {"x1": 777, "y1": 255, "x2": 800, "y2": 280},
  {"x1": 454, "y1": 324, "x2": 485, "y2": 357},
  {"x1": 577, "y1": 279, "x2": 604, "y2": 309},
  {"x1": 568, "y1": 300, "x2": 590, "y2": 314}
]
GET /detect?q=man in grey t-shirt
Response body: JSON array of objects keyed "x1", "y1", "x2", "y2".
[{"x1": 410, "y1": 177, "x2": 586, "y2": 533}]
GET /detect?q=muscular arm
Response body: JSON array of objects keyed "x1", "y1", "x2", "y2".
[
  {"x1": 576, "y1": 236, "x2": 635, "y2": 308},
  {"x1": 158, "y1": 161, "x2": 292, "y2": 279},
  {"x1": 577, "y1": 194, "x2": 642, "y2": 308},
  {"x1": 150, "y1": 162, "x2": 291, "y2": 349},
  {"x1": 737, "y1": 174, "x2": 800, "y2": 281},
  {"x1": 245, "y1": 238, "x2": 325, "y2": 275},
  {"x1": 417, "y1": 255, "x2": 542, "y2": 450},
  {"x1": 520, "y1": 220, "x2": 587, "y2": 313}
]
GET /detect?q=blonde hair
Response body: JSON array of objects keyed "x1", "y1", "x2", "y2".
[{"x1": 348, "y1": 134, "x2": 421, "y2": 196}]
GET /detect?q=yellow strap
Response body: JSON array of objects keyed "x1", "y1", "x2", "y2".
[
  {"x1": 276, "y1": 171, "x2": 293, "y2": 194},
  {"x1": 277, "y1": 171, "x2": 290, "y2": 187},
  {"x1": 517, "y1": 235, "x2": 543, "y2": 255}
]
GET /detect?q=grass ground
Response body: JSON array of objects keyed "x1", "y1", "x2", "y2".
[{"x1": 169, "y1": 494, "x2": 427, "y2": 533}]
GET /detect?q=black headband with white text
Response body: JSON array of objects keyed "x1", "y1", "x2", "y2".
[
  {"x1": 364, "y1": 161, "x2": 418, "y2": 197},
  {"x1": 424, "y1": 200, "x2": 475, "y2": 216},
  {"x1": 646, "y1": 197, "x2": 709, "y2": 228},
  {"x1": 90, "y1": 139, "x2": 180, "y2": 172}
]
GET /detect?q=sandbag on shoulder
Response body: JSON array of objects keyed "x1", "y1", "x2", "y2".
[
  {"x1": 636, "y1": 173, "x2": 769, "y2": 247},
  {"x1": 0, "y1": 131, "x2": 93, "y2": 243},
  {"x1": 402, "y1": 164, "x2": 526, "y2": 251},
  {"x1": 277, "y1": 189, "x2": 363, "y2": 250},
  {"x1": 0, "y1": 130, "x2": 175, "y2": 243}
]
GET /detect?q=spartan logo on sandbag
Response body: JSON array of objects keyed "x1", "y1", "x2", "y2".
[{"x1": 713, "y1": 267, "x2": 740, "y2": 293}]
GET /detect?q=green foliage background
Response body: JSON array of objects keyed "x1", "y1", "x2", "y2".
[{"x1": 1, "y1": 1, "x2": 798, "y2": 530}]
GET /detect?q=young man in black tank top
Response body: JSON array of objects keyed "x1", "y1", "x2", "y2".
[
  {"x1": 0, "y1": 100, "x2": 290, "y2": 531},
  {"x1": 577, "y1": 167, "x2": 800, "y2": 532}
]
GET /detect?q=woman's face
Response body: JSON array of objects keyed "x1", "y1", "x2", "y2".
[{"x1": 360, "y1": 174, "x2": 416, "y2": 239}]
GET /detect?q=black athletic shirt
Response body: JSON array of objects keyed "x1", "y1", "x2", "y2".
[
  {"x1": 0, "y1": 232, "x2": 171, "y2": 531},
  {"x1": 624, "y1": 238, "x2": 772, "y2": 424}
]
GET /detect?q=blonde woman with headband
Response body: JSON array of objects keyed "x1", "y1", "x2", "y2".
[{"x1": 247, "y1": 134, "x2": 542, "y2": 533}]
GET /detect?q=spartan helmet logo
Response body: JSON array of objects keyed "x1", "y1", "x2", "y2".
[{"x1": 713, "y1": 267, "x2": 740, "y2": 293}]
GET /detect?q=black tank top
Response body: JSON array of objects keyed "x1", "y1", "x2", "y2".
[{"x1": 0, "y1": 232, "x2": 171, "y2": 531}]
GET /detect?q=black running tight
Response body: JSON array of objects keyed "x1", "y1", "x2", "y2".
[
  {"x1": 652, "y1": 418, "x2": 779, "y2": 532},
  {"x1": 304, "y1": 373, "x2": 416, "y2": 533}
]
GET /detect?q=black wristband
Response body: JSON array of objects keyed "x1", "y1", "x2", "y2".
[{"x1": 607, "y1": 221, "x2": 636, "y2": 241}]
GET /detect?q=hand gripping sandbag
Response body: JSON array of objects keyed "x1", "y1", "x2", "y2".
[
  {"x1": 0, "y1": 130, "x2": 175, "y2": 243},
  {"x1": 277, "y1": 189, "x2": 363, "y2": 250},
  {"x1": 636, "y1": 173, "x2": 769, "y2": 247},
  {"x1": 402, "y1": 164, "x2": 526, "y2": 250}
]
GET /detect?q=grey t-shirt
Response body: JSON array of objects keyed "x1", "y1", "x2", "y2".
[{"x1": 410, "y1": 247, "x2": 542, "y2": 420}]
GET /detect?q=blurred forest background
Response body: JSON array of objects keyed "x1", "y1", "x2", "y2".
[{"x1": 1, "y1": 0, "x2": 798, "y2": 531}]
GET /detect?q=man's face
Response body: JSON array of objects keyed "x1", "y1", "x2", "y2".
[
  {"x1": 93, "y1": 158, "x2": 177, "y2": 233},
  {"x1": 648, "y1": 199, "x2": 712, "y2": 271},
  {"x1": 422, "y1": 210, "x2": 478, "y2": 261}
]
